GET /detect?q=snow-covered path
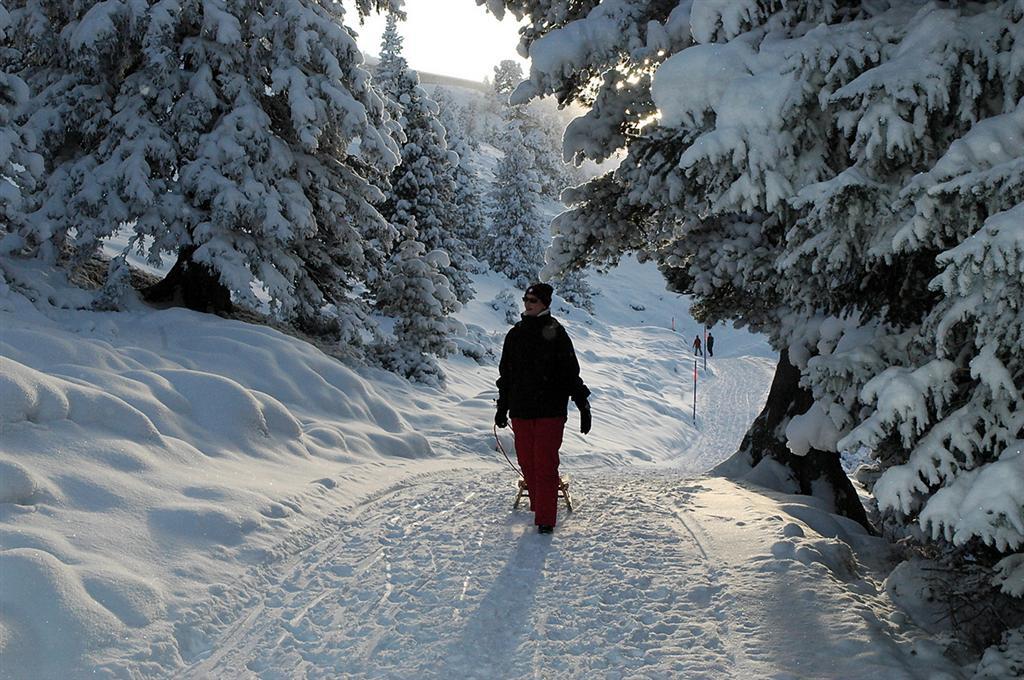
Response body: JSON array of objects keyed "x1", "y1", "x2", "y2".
[
  {"x1": 684, "y1": 355, "x2": 776, "y2": 473},
  {"x1": 2, "y1": 259, "x2": 954, "y2": 679},
  {"x1": 167, "y1": 351, "x2": 929, "y2": 679},
  {"x1": 174, "y1": 470, "x2": 924, "y2": 679}
]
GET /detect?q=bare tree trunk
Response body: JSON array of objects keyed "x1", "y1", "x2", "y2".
[
  {"x1": 142, "y1": 246, "x2": 232, "y2": 314},
  {"x1": 737, "y1": 348, "x2": 874, "y2": 532}
]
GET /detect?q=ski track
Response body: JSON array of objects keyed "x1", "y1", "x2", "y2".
[
  {"x1": 163, "y1": 353, "x2": 917, "y2": 679},
  {"x1": 178, "y1": 472, "x2": 737, "y2": 679},
  {"x1": 175, "y1": 473, "x2": 917, "y2": 680}
]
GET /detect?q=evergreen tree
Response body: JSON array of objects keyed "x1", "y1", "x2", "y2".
[
  {"x1": 373, "y1": 16, "x2": 474, "y2": 306},
  {"x1": 485, "y1": 125, "x2": 546, "y2": 287},
  {"x1": 550, "y1": 268, "x2": 594, "y2": 314},
  {"x1": 2, "y1": 1, "x2": 150, "y2": 265},
  {"x1": 369, "y1": 14, "x2": 473, "y2": 380},
  {"x1": 375, "y1": 12, "x2": 477, "y2": 296},
  {"x1": 374, "y1": 11, "x2": 408, "y2": 113},
  {"x1": 492, "y1": 59, "x2": 523, "y2": 98},
  {"x1": 516, "y1": 105, "x2": 574, "y2": 198},
  {"x1": 456, "y1": 99, "x2": 482, "y2": 151},
  {"x1": 375, "y1": 238, "x2": 462, "y2": 385},
  {"x1": 6, "y1": 0, "x2": 402, "y2": 345},
  {"x1": 485, "y1": 0, "x2": 1024, "y2": 616},
  {"x1": 0, "y1": 57, "x2": 39, "y2": 239},
  {"x1": 490, "y1": 59, "x2": 571, "y2": 197},
  {"x1": 434, "y1": 87, "x2": 487, "y2": 267}
]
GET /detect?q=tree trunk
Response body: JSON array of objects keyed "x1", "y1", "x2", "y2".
[
  {"x1": 737, "y1": 348, "x2": 874, "y2": 532},
  {"x1": 142, "y1": 246, "x2": 233, "y2": 314}
]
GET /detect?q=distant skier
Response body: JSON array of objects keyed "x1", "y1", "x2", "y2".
[
  {"x1": 495, "y1": 283, "x2": 591, "y2": 535},
  {"x1": 692, "y1": 335, "x2": 703, "y2": 356},
  {"x1": 706, "y1": 332, "x2": 715, "y2": 357}
]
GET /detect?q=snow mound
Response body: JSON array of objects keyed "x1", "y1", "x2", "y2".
[
  {"x1": 0, "y1": 357, "x2": 160, "y2": 442},
  {"x1": 149, "y1": 503, "x2": 264, "y2": 547},
  {"x1": 0, "y1": 548, "x2": 125, "y2": 676},
  {"x1": 0, "y1": 260, "x2": 457, "y2": 677},
  {"x1": 974, "y1": 625, "x2": 1024, "y2": 679},
  {"x1": 0, "y1": 459, "x2": 48, "y2": 506}
]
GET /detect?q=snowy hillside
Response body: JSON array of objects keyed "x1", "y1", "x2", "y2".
[
  {"x1": 6, "y1": 1, "x2": 1022, "y2": 675},
  {"x1": 1, "y1": 250, "x2": 977, "y2": 679}
]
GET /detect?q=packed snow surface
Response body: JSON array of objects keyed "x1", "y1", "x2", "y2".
[{"x1": 0, "y1": 257, "x2": 957, "y2": 678}]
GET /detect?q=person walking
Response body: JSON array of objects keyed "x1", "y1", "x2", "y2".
[
  {"x1": 495, "y1": 283, "x2": 591, "y2": 534},
  {"x1": 706, "y1": 331, "x2": 715, "y2": 357},
  {"x1": 692, "y1": 334, "x2": 703, "y2": 356}
]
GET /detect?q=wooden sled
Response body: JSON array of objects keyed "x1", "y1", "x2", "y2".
[{"x1": 513, "y1": 476, "x2": 574, "y2": 512}]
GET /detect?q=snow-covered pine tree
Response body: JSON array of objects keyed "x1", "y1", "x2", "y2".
[
  {"x1": 839, "y1": 84, "x2": 1024, "y2": 591},
  {"x1": 0, "y1": 53, "x2": 39, "y2": 239},
  {"x1": 483, "y1": 0, "x2": 1024, "y2": 620},
  {"x1": 492, "y1": 59, "x2": 523, "y2": 98},
  {"x1": 2, "y1": 1, "x2": 150, "y2": 265},
  {"x1": 372, "y1": 15, "x2": 475, "y2": 308},
  {"x1": 375, "y1": 238, "x2": 462, "y2": 385},
  {"x1": 374, "y1": 10, "x2": 407, "y2": 114},
  {"x1": 364, "y1": 14, "x2": 471, "y2": 380},
  {"x1": 490, "y1": 59, "x2": 571, "y2": 198},
  {"x1": 490, "y1": 287, "x2": 521, "y2": 326},
  {"x1": 456, "y1": 98, "x2": 482, "y2": 151},
  {"x1": 479, "y1": 59, "x2": 518, "y2": 144},
  {"x1": 484, "y1": 124, "x2": 546, "y2": 287},
  {"x1": 8, "y1": 0, "x2": 402, "y2": 344},
  {"x1": 433, "y1": 87, "x2": 486, "y2": 268},
  {"x1": 516, "y1": 106, "x2": 574, "y2": 198},
  {"x1": 359, "y1": 9, "x2": 409, "y2": 295},
  {"x1": 549, "y1": 267, "x2": 594, "y2": 314}
]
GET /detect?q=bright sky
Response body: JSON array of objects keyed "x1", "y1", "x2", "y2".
[{"x1": 353, "y1": 0, "x2": 528, "y2": 83}]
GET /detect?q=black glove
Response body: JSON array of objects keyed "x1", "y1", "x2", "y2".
[
  {"x1": 495, "y1": 408, "x2": 509, "y2": 429},
  {"x1": 579, "y1": 405, "x2": 591, "y2": 435}
]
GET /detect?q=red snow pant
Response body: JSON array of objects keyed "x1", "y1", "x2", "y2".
[{"x1": 511, "y1": 416, "x2": 566, "y2": 527}]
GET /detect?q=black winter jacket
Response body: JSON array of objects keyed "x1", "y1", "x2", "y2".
[{"x1": 496, "y1": 311, "x2": 590, "y2": 419}]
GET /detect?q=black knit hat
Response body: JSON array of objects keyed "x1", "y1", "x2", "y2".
[{"x1": 525, "y1": 282, "x2": 553, "y2": 306}]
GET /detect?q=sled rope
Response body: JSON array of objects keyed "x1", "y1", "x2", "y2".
[{"x1": 493, "y1": 423, "x2": 524, "y2": 478}]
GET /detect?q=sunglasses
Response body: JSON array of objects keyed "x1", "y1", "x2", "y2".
[{"x1": 522, "y1": 296, "x2": 541, "y2": 304}]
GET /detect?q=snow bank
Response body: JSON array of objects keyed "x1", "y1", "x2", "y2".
[{"x1": 0, "y1": 261, "x2": 441, "y2": 675}]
